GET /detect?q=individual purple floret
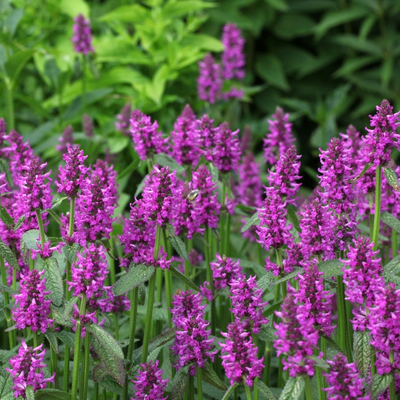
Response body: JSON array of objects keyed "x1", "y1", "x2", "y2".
[
  {"x1": 56, "y1": 125, "x2": 74, "y2": 153},
  {"x1": 115, "y1": 103, "x2": 132, "y2": 136},
  {"x1": 71, "y1": 14, "x2": 94, "y2": 54},
  {"x1": 323, "y1": 353, "x2": 370, "y2": 400},
  {"x1": 213, "y1": 122, "x2": 241, "y2": 173},
  {"x1": 130, "y1": 110, "x2": 168, "y2": 161},
  {"x1": 189, "y1": 249, "x2": 203, "y2": 266},
  {"x1": 170, "y1": 104, "x2": 200, "y2": 166},
  {"x1": 197, "y1": 53, "x2": 222, "y2": 104},
  {"x1": 171, "y1": 290, "x2": 217, "y2": 375},
  {"x1": 210, "y1": 253, "x2": 242, "y2": 291},
  {"x1": 230, "y1": 274, "x2": 268, "y2": 334},
  {"x1": 12, "y1": 269, "x2": 53, "y2": 333},
  {"x1": 191, "y1": 165, "x2": 221, "y2": 229},
  {"x1": 221, "y1": 23, "x2": 245, "y2": 80},
  {"x1": 268, "y1": 145, "x2": 302, "y2": 205},
  {"x1": 222, "y1": 87, "x2": 244, "y2": 100},
  {"x1": 98, "y1": 286, "x2": 130, "y2": 313},
  {"x1": 68, "y1": 243, "x2": 108, "y2": 300},
  {"x1": 220, "y1": 320, "x2": 264, "y2": 386},
  {"x1": 55, "y1": 146, "x2": 88, "y2": 198},
  {"x1": 368, "y1": 282, "x2": 400, "y2": 374},
  {"x1": 295, "y1": 259, "x2": 334, "y2": 336},
  {"x1": 6, "y1": 341, "x2": 55, "y2": 399},
  {"x1": 195, "y1": 114, "x2": 219, "y2": 162},
  {"x1": 360, "y1": 99, "x2": 400, "y2": 167},
  {"x1": 274, "y1": 285, "x2": 321, "y2": 377},
  {"x1": 82, "y1": 114, "x2": 94, "y2": 137},
  {"x1": 263, "y1": 107, "x2": 295, "y2": 166},
  {"x1": 257, "y1": 186, "x2": 293, "y2": 252},
  {"x1": 132, "y1": 360, "x2": 169, "y2": 400}
]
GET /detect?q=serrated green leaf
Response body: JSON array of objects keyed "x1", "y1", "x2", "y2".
[
  {"x1": 221, "y1": 383, "x2": 238, "y2": 400},
  {"x1": 310, "y1": 355, "x2": 329, "y2": 370},
  {"x1": 25, "y1": 386, "x2": 34, "y2": 400},
  {"x1": 88, "y1": 324, "x2": 124, "y2": 360},
  {"x1": 92, "y1": 362, "x2": 109, "y2": 383},
  {"x1": 45, "y1": 331, "x2": 59, "y2": 354},
  {"x1": 255, "y1": 380, "x2": 278, "y2": 399},
  {"x1": 171, "y1": 365, "x2": 190, "y2": 400},
  {"x1": 354, "y1": 330, "x2": 370, "y2": 378},
  {"x1": 272, "y1": 268, "x2": 302, "y2": 285},
  {"x1": 259, "y1": 325, "x2": 277, "y2": 341},
  {"x1": 117, "y1": 158, "x2": 140, "y2": 182},
  {"x1": 351, "y1": 163, "x2": 372, "y2": 182},
  {"x1": 240, "y1": 211, "x2": 259, "y2": 233},
  {"x1": 381, "y1": 212, "x2": 400, "y2": 235},
  {"x1": 34, "y1": 389, "x2": 72, "y2": 399},
  {"x1": 154, "y1": 153, "x2": 185, "y2": 174},
  {"x1": 0, "y1": 371, "x2": 13, "y2": 399},
  {"x1": 258, "y1": 272, "x2": 275, "y2": 293},
  {"x1": 51, "y1": 197, "x2": 68, "y2": 210},
  {"x1": 367, "y1": 373, "x2": 393, "y2": 399},
  {"x1": 14, "y1": 215, "x2": 25, "y2": 231},
  {"x1": 383, "y1": 167, "x2": 400, "y2": 192},
  {"x1": 320, "y1": 333, "x2": 345, "y2": 354},
  {"x1": 4, "y1": 50, "x2": 34, "y2": 86},
  {"x1": 287, "y1": 204, "x2": 301, "y2": 233},
  {"x1": 43, "y1": 257, "x2": 63, "y2": 306},
  {"x1": 138, "y1": 284, "x2": 146, "y2": 305},
  {"x1": 318, "y1": 259, "x2": 344, "y2": 278},
  {"x1": 170, "y1": 265, "x2": 200, "y2": 292},
  {"x1": 63, "y1": 243, "x2": 79, "y2": 264},
  {"x1": 240, "y1": 259, "x2": 267, "y2": 277},
  {"x1": 112, "y1": 264, "x2": 155, "y2": 296},
  {"x1": 263, "y1": 300, "x2": 283, "y2": 318},
  {"x1": 0, "y1": 240, "x2": 19, "y2": 270},
  {"x1": 168, "y1": 235, "x2": 188, "y2": 261},
  {"x1": 21, "y1": 229, "x2": 42, "y2": 251},
  {"x1": 0, "y1": 283, "x2": 17, "y2": 294},
  {"x1": 203, "y1": 362, "x2": 227, "y2": 390},
  {"x1": 100, "y1": 376, "x2": 125, "y2": 396},
  {"x1": 0, "y1": 206, "x2": 13, "y2": 227},
  {"x1": 279, "y1": 376, "x2": 305, "y2": 400},
  {"x1": 55, "y1": 330, "x2": 75, "y2": 348}
]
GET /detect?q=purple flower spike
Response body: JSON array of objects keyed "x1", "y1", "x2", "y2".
[
  {"x1": 12, "y1": 269, "x2": 53, "y2": 333},
  {"x1": 98, "y1": 286, "x2": 130, "y2": 313},
  {"x1": 274, "y1": 285, "x2": 320, "y2": 377},
  {"x1": 82, "y1": 114, "x2": 94, "y2": 137},
  {"x1": 6, "y1": 341, "x2": 55, "y2": 398},
  {"x1": 221, "y1": 23, "x2": 245, "y2": 80},
  {"x1": 56, "y1": 125, "x2": 74, "y2": 153},
  {"x1": 130, "y1": 110, "x2": 168, "y2": 161},
  {"x1": 210, "y1": 253, "x2": 242, "y2": 291},
  {"x1": 191, "y1": 165, "x2": 221, "y2": 229},
  {"x1": 56, "y1": 146, "x2": 88, "y2": 198},
  {"x1": 263, "y1": 107, "x2": 295, "y2": 166},
  {"x1": 323, "y1": 353, "x2": 370, "y2": 400},
  {"x1": 361, "y1": 99, "x2": 400, "y2": 167},
  {"x1": 213, "y1": 122, "x2": 241, "y2": 173},
  {"x1": 230, "y1": 274, "x2": 268, "y2": 334},
  {"x1": 115, "y1": 103, "x2": 132, "y2": 136},
  {"x1": 195, "y1": 114, "x2": 219, "y2": 162},
  {"x1": 72, "y1": 14, "x2": 94, "y2": 54},
  {"x1": 171, "y1": 290, "x2": 217, "y2": 375},
  {"x1": 131, "y1": 360, "x2": 169, "y2": 400},
  {"x1": 170, "y1": 104, "x2": 200, "y2": 166},
  {"x1": 197, "y1": 53, "x2": 222, "y2": 104},
  {"x1": 220, "y1": 320, "x2": 264, "y2": 386}
]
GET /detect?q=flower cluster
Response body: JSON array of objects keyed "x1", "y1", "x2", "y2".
[
  {"x1": 171, "y1": 290, "x2": 217, "y2": 375},
  {"x1": 71, "y1": 14, "x2": 94, "y2": 54},
  {"x1": 7, "y1": 341, "x2": 55, "y2": 398},
  {"x1": 195, "y1": 114, "x2": 219, "y2": 162},
  {"x1": 221, "y1": 23, "x2": 245, "y2": 80},
  {"x1": 56, "y1": 125, "x2": 74, "y2": 153},
  {"x1": 115, "y1": 103, "x2": 132, "y2": 136},
  {"x1": 197, "y1": 53, "x2": 222, "y2": 104},
  {"x1": 12, "y1": 269, "x2": 53, "y2": 333},
  {"x1": 82, "y1": 114, "x2": 94, "y2": 137},
  {"x1": 211, "y1": 254, "x2": 242, "y2": 291},
  {"x1": 213, "y1": 122, "x2": 241, "y2": 173}
]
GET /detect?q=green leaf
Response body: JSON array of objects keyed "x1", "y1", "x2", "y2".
[
  {"x1": 0, "y1": 283, "x2": 17, "y2": 294},
  {"x1": 318, "y1": 259, "x2": 344, "y2": 278},
  {"x1": 320, "y1": 333, "x2": 345, "y2": 354},
  {"x1": 165, "y1": 226, "x2": 189, "y2": 261},
  {"x1": 162, "y1": 1, "x2": 215, "y2": 18},
  {"x1": 92, "y1": 362, "x2": 109, "y2": 383},
  {"x1": 153, "y1": 153, "x2": 185, "y2": 174},
  {"x1": 272, "y1": 268, "x2": 302, "y2": 285},
  {"x1": 51, "y1": 197, "x2": 68, "y2": 210},
  {"x1": 52, "y1": 298, "x2": 77, "y2": 328},
  {"x1": 0, "y1": 372, "x2": 13, "y2": 399},
  {"x1": 264, "y1": 0, "x2": 288, "y2": 12},
  {"x1": 273, "y1": 14, "x2": 315, "y2": 40},
  {"x1": 351, "y1": 163, "x2": 372, "y2": 182},
  {"x1": 99, "y1": 4, "x2": 148, "y2": 22},
  {"x1": 383, "y1": 255, "x2": 400, "y2": 278},
  {"x1": 240, "y1": 211, "x2": 259, "y2": 233},
  {"x1": 59, "y1": 0, "x2": 89, "y2": 18},
  {"x1": 332, "y1": 34, "x2": 382, "y2": 56},
  {"x1": 354, "y1": 331, "x2": 371, "y2": 378},
  {"x1": 34, "y1": 389, "x2": 72, "y2": 399},
  {"x1": 4, "y1": 50, "x2": 34, "y2": 86},
  {"x1": 279, "y1": 376, "x2": 305, "y2": 400},
  {"x1": 55, "y1": 330, "x2": 75, "y2": 348},
  {"x1": 43, "y1": 257, "x2": 64, "y2": 306},
  {"x1": 63, "y1": 244, "x2": 79, "y2": 264},
  {"x1": 221, "y1": 384, "x2": 238, "y2": 400},
  {"x1": 310, "y1": 355, "x2": 329, "y2": 370},
  {"x1": 25, "y1": 386, "x2": 34, "y2": 400},
  {"x1": 256, "y1": 54, "x2": 290, "y2": 91},
  {"x1": 138, "y1": 283, "x2": 146, "y2": 305},
  {"x1": 334, "y1": 56, "x2": 379, "y2": 78},
  {"x1": 381, "y1": 212, "x2": 400, "y2": 235},
  {"x1": 383, "y1": 167, "x2": 400, "y2": 192},
  {"x1": 112, "y1": 264, "x2": 155, "y2": 296},
  {"x1": 0, "y1": 240, "x2": 20, "y2": 270},
  {"x1": 171, "y1": 365, "x2": 190, "y2": 400},
  {"x1": 180, "y1": 34, "x2": 223, "y2": 52},
  {"x1": 170, "y1": 265, "x2": 200, "y2": 292},
  {"x1": 255, "y1": 380, "x2": 278, "y2": 399},
  {"x1": 366, "y1": 373, "x2": 393, "y2": 399},
  {"x1": 107, "y1": 136, "x2": 129, "y2": 154},
  {"x1": 259, "y1": 325, "x2": 277, "y2": 341},
  {"x1": 45, "y1": 331, "x2": 59, "y2": 354},
  {"x1": 263, "y1": 300, "x2": 283, "y2": 318},
  {"x1": 88, "y1": 325, "x2": 125, "y2": 386},
  {"x1": 21, "y1": 229, "x2": 41, "y2": 251},
  {"x1": 287, "y1": 204, "x2": 301, "y2": 233},
  {"x1": 203, "y1": 362, "x2": 227, "y2": 390},
  {"x1": 0, "y1": 206, "x2": 14, "y2": 227},
  {"x1": 14, "y1": 215, "x2": 25, "y2": 231},
  {"x1": 117, "y1": 159, "x2": 140, "y2": 182}
]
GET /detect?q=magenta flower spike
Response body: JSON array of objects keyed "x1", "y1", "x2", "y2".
[
  {"x1": 71, "y1": 13, "x2": 94, "y2": 54},
  {"x1": 56, "y1": 125, "x2": 74, "y2": 153},
  {"x1": 197, "y1": 53, "x2": 222, "y2": 104},
  {"x1": 115, "y1": 103, "x2": 132, "y2": 136},
  {"x1": 210, "y1": 253, "x2": 242, "y2": 291},
  {"x1": 98, "y1": 286, "x2": 130, "y2": 313},
  {"x1": 131, "y1": 360, "x2": 169, "y2": 400},
  {"x1": 12, "y1": 269, "x2": 53, "y2": 333},
  {"x1": 220, "y1": 320, "x2": 264, "y2": 386},
  {"x1": 213, "y1": 122, "x2": 241, "y2": 173},
  {"x1": 82, "y1": 114, "x2": 94, "y2": 137},
  {"x1": 195, "y1": 114, "x2": 219, "y2": 162},
  {"x1": 6, "y1": 341, "x2": 55, "y2": 398},
  {"x1": 263, "y1": 107, "x2": 295, "y2": 166},
  {"x1": 221, "y1": 23, "x2": 245, "y2": 80}
]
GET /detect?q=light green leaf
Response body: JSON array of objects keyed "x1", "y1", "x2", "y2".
[
  {"x1": 354, "y1": 330, "x2": 371, "y2": 378},
  {"x1": 203, "y1": 362, "x2": 227, "y2": 390},
  {"x1": 34, "y1": 389, "x2": 72, "y2": 399},
  {"x1": 367, "y1": 373, "x2": 393, "y2": 399},
  {"x1": 383, "y1": 167, "x2": 400, "y2": 192},
  {"x1": 112, "y1": 264, "x2": 155, "y2": 296},
  {"x1": 170, "y1": 265, "x2": 200, "y2": 292},
  {"x1": 170, "y1": 365, "x2": 190, "y2": 400},
  {"x1": 43, "y1": 257, "x2": 64, "y2": 306},
  {"x1": 381, "y1": 212, "x2": 400, "y2": 235},
  {"x1": 318, "y1": 259, "x2": 344, "y2": 278},
  {"x1": 162, "y1": 1, "x2": 215, "y2": 18},
  {"x1": 0, "y1": 206, "x2": 14, "y2": 227},
  {"x1": 100, "y1": 4, "x2": 148, "y2": 22},
  {"x1": 4, "y1": 50, "x2": 34, "y2": 86},
  {"x1": 59, "y1": 0, "x2": 89, "y2": 18},
  {"x1": 279, "y1": 376, "x2": 305, "y2": 400},
  {"x1": 0, "y1": 240, "x2": 19, "y2": 270},
  {"x1": 287, "y1": 204, "x2": 301, "y2": 233},
  {"x1": 180, "y1": 34, "x2": 223, "y2": 52},
  {"x1": 256, "y1": 54, "x2": 290, "y2": 91},
  {"x1": 256, "y1": 379, "x2": 278, "y2": 399},
  {"x1": 45, "y1": 331, "x2": 59, "y2": 354},
  {"x1": 153, "y1": 153, "x2": 185, "y2": 174},
  {"x1": 25, "y1": 386, "x2": 34, "y2": 400},
  {"x1": 240, "y1": 211, "x2": 259, "y2": 233},
  {"x1": 272, "y1": 268, "x2": 302, "y2": 285}
]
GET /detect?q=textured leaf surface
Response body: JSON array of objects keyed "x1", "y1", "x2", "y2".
[
  {"x1": 287, "y1": 204, "x2": 301, "y2": 232},
  {"x1": 272, "y1": 269, "x2": 302, "y2": 285},
  {"x1": 170, "y1": 265, "x2": 200, "y2": 292},
  {"x1": 367, "y1": 373, "x2": 392, "y2": 399},
  {"x1": 92, "y1": 362, "x2": 109, "y2": 383},
  {"x1": 383, "y1": 167, "x2": 400, "y2": 191},
  {"x1": 0, "y1": 206, "x2": 13, "y2": 227},
  {"x1": 279, "y1": 376, "x2": 305, "y2": 400},
  {"x1": 44, "y1": 257, "x2": 64, "y2": 306},
  {"x1": 203, "y1": 362, "x2": 227, "y2": 390},
  {"x1": 171, "y1": 365, "x2": 190, "y2": 400},
  {"x1": 318, "y1": 259, "x2": 344, "y2": 278},
  {"x1": 112, "y1": 264, "x2": 155, "y2": 296},
  {"x1": 168, "y1": 235, "x2": 189, "y2": 261},
  {"x1": 381, "y1": 212, "x2": 400, "y2": 235},
  {"x1": 0, "y1": 240, "x2": 19, "y2": 270},
  {"x1": 354, "y1": 331, "x2": 371, "y2": 378},
  {"x1": 34, "y1": 389, "x2": 72, "y2": 399},
  {"x1": 240, "y1": 211, "x2": 259, "y2": 232},
  {"x1": 256, "y1": 380, "x2": 278, "y2": 399},
  {"x1": 45, "y1": 331, "x2": 59, "y2": 354}
]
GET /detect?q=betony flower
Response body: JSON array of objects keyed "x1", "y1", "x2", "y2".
[
  {"x1": 12, "y1": 269, "x2": 53, "y2": 333},
  {"x1": 131, "y1": 360, "x2": 169, "y2": 400},
  {"x1": 6, "y1": 341, "x2": 55, "y2": 398},
  {"x1": 130, "y1": 110, "x2": 168, "y2": 161},
  {"x1": 221, "y1": 23, "x2": 245, "y2": 80},
  {"x1": 195, "y1": 114, "x2": 219, "y2": 162},
  {"x1": 72, "y1": 14, "x2": 94, "y2": 54},
  {"x1": 197, "y1": 53, "x2": 222, "y2": 104},
  {"x1": 220, "y1": 320, "x2": 264, "y2": 386},
  {"x1": 213, "y1": 122, "x2": 241, "y2": 173},
  {"x1": 210, "y1": 253, "x2": 242, "y2": 291},
  {"x1": 82, "y1": 114, "x2": 94, "y2": 137},
  {"x1": 263, "y1": 107, "x2": 295, "y2": 166},
  {"x1": 98, "y1": 286, "x2": 130, "y2": 314},
  {"x1": 56, "y1": 125, "x2": 74, "y2": 153},
  {"x1": 115, "y1": 103, "x2": 132, "y2": 136}
]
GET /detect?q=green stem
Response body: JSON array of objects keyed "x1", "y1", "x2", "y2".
[
  {"x1": 35, "y1": 209, "x2": 46, "y2": 250},
  {"x1": 196, "y1": 368, "x2": 203, "y2": 400},
  {"x1": 82, "y1": 332, "x2": 90, "y2": 400},
  {"x1": 372, "y1": 166, "x2": 382, "y2": 251},
  {"x1": 275, "y1": 249, "x2": 287, "y2": 298},
  {"x1": 71, "y1": 295, "x2": 87, "y2": 400},
  {"x1": 345, "y1": 299, "x2": 353, "y2": 363},
  {"x1": 336, "y1": 276, "x2": 346, "y2": 352},
  {"x1": 244, "y1": 383, "x2": 253, "y2": 400},
  {"x1": 94, "y1": 382, "x2": 99, "y2": 400},
  {"x1": 390, "y1": 350, "x2": 396, "y2": 400},
  {"x1": 392, "y1": 230, "x2": 397, "y2": 259},
  {"x1": 161, "y1": 229, "x2": 172, "y2": 326},
  {"x1": 321, "y1": 338, "x2": 327, "y2": 400},
  {"x1": 188, "y1": 375, "x2": 194, "y2": 400},
  {"x1": 82, "y1": 55, "x2": 87, "y2": 114},
  {"x1": 33, "y1": 331, "x2": 38, "y2": 349},
  {"x1": 50, "y1": 340, "x2": 59, "y2": 389},
  {"x1": 222, "y1": 384, "x2": 237, "y2": 400},
  {"x1": 224, "y1": 184, "x2": 231, "y2": 256},
  {"x1": 304, "y1": 376, "x2": 313, "y2": 400},
  {"x1": 221, "y1": 181, "x2": 226, "y2": 254},
  {"x1": 0, "y1": 256, "x2": 15, "y2": 349},
  {"x1": 6, "y1": 83, "x2": 14, "y2": 131}
]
